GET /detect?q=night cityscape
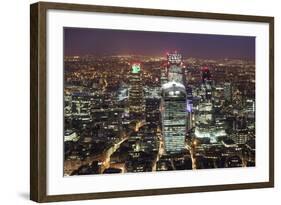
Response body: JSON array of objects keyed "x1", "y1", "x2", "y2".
[{"x1": 63, "y1": 28, "x2": 256, "y2": 176}]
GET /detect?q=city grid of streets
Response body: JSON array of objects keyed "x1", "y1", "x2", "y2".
[{"x1": 63, "y1": 53, "x2": 256, "y2": 176}]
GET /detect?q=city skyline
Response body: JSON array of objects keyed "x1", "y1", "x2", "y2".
[
  {"x1": 63, "y1": 28, "x2": 256, "y2": 176},
  {"x1": 64, "y1": 27, "x2": 255, "y2": 60}
]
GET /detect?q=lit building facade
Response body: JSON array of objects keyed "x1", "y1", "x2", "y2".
[
  {"x1": 162, "y1": 82, "x2": 187, "y2": 153},
  {"x1": 167, "y1": 52, "x2": 184, "y2": 84},
  {"x1": 195, "y1": 67, "x2": 226, "y2": 143},
  {"x1": 161, "y1": 52, "x2": 187, "y2": 153},
  {"x1": 200, "y1": 67, "x2": 212, "y2": 101},
  {"x1": 129, "y1": 63, "x2": 144, "y2": 119},
  {"x1": 224, "y1": 82, "x2": 232, "y2": 102},
  {"x1": 145, "y1": 97, "x2": 161, "y2": 130},
  {"x1": 160, "y1": 67, "x2": 168, "y2": 86}
]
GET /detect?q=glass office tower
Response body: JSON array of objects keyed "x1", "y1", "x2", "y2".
[
  {"x1": 162, "y1": 81, "x2": 187, "y2": 154},
  {"x1": 161, "y1": 52, "x2": 187, "y2": 154}
]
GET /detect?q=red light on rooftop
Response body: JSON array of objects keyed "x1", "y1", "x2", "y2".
[{"x1": 202, "y1": 66, "x2": 209, "y2": 71}]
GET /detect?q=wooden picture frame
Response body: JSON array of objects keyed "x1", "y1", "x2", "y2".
[{"x1": 30, "y1": 1, "x2": 274, "y2": 202}]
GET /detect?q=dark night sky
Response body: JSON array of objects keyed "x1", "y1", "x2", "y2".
[{"x1": 64, "y1": 27, "x2": 255, "y2": 60}]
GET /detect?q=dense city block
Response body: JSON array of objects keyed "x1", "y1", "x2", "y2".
[{"x1": 63, "y1": 53, "x2": 255, "y2": 176}]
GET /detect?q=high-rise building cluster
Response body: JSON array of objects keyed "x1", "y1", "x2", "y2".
[{"x1": 63, "y1": 52, "x2": 256, "y2": 175}]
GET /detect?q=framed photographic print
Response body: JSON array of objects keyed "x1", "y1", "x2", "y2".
[{"x1": 30, "y1": 1, "x2": 274, "y2": 202}]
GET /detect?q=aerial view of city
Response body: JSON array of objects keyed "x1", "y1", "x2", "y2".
[{"x1": 63, "y1": 27, "x2": 256, "y2": 176}]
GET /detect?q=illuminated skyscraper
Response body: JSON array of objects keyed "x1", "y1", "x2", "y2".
[
  {"x1": 195, "y1": 67, "x2": 226, "y2": 143},
  {"x1": 186, "y1": 100, "x2": 194, "y2": 130},
  {"x1": 167, "y1": 52, "x2": 184, "y2": 84},
  {"x1": 201, "y1": 66, "x2": 211, "y2": 84},
  {"x1": 145, "y1": 97, "x2": 161, "y2": 130},
  {"x1": 194, "y1": 100, "x2": 227, "y2": 143},
  {"x1": 201, "y1": 66, "x2": 212, "y2": 100},
  {"x1": 162, "y1": 82, "x2": 187, "y2": 153},
  {"x1": 161, "y1": 52, "x2": 187, "y2": 154},
  {"x1": 160, "y1": 67, "x2": 168, "y2": 86},
  {"x1": 224, "y1": 82, "x2": 232, "y2": 102},
  {"x1": 129, "y1": 63, "x2": 144, "y2": 119}
]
